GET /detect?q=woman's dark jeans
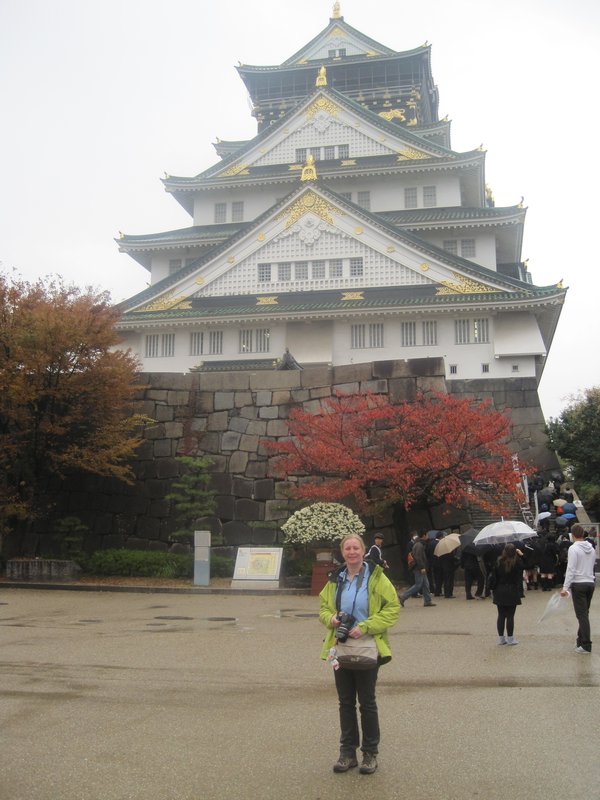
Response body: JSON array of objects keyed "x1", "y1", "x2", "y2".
[{"x1": 334, "y1": 666, "x2": 380, "y2": 755}]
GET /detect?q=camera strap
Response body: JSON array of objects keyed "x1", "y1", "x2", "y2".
[{"x1": 335, "y1": 563, "x2": 366, "y2": 617}]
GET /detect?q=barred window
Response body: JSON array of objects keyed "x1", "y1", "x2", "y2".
[
  {"x1": 190, "y1": 331, "x2": 204, "y2": 357},
  {"x1": 312, "y1": 260, "x2": 326, "y2": 278},
  {"x1": 295, "y1": 261, "x2": 309, "y2": 280},
  {"x1": 324, "y1": 145, "x2": 336, "y2": 160},
  {"x1": 404, "y1": 187, "x2": 417, "y2": 209},
  {"x1": 401, "y1": 321, "x2": 416, "y2": 347},
  {"x1": 473, "y1": 318, "x2": 489, "y2": 343},
  {"x1": 442, "y1": 240, "x2": 458, "y2": 255},
  {"x1": 329, "y1": 259, "x2": 343, "y2": 278},
  {"x1": 214, "y1": 202, "x2": 227, "y2": 223},
  {"x1": 310, "y1": 147, "x2": 321, "y2": 161},
  {"x1": 257, "y1": 263, "x2": 271, "y2": 283},
  {"x1": 449, "y1": 364, "x2": 458, "y2": 375},
  {"x1": 295, "y1": 148, "x2": 307, "y2": 163},
  {"x1": 232, "y1": 201, "x2": 244, "y2": 222},
  {"x1": 339, "y1": 192, "x2": 352, "y2": 201},
  {"x1": 423, "y1": 186, "x2": 437, "y2": 207},
  {"x1": 208, "y1": 330, "x2": 223, "y2": 354},
  {"x1": 239, "y1": 329, "x2": 253, "y2": 353},
  {"x1": 369, "y1": 323, "x2": 384, "y2": 348},
  {"x1": 357, "y1": 191, "x2": 371, "y2": 210},
  {"x1": 145, "y1": 334, "x2": 159, "y2": 358},
  {"x1": 351, "y1": 324, "x2": 366, "y2": 349},
  {"x1": 350, "y1": 257, "x2": 363, "y2": 277},
  {"x1": 455, "y1": 319, "x2": 471, "y2": 344},
  {"x1": 482, "y1": 363, "x2": 490, "y2": 374},
  {"x1": 422, "y1": 320, "x2": 437, "y2": 346},
  {"x1": 338, "y1": 144, "x2": 350, "y2": 159},
  {"x1": 256, "y1": 328, "x2": 270, "y2": 353},
  {"x1": 461, "y1": 238, "x2": 476, "y2": 257},
  {"x1": 161, "y1": 334, "x2": 175, "y2": 358},
  {"x1": 278, "y1": 263, "x2": 291, "y2": 281}
]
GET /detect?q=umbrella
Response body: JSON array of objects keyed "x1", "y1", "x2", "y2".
[
  {"x1": 427, "y1": 529, "x2": 442, "y2": 539},
  {"x1": 553, "y1": 498, "x2": 567, "y2": 507},
  {"x1": 434, "y1": 533, "x2": 461, "y2": 556},
  {"x1": 459, "y1": 528, "x2": 479, "y2": 548},
  {"x1": 535, "y1": 511, "x2": 552, "y2": 525},
  {"x1": 562, "y1": 513, "x2": 577, "y2": 520},
  {"x1": 538, "y1": 592, "x2": 571, "y2": 623},
  {"x1": 473, "y1": 520, "x2": 537, "y2": 546}
]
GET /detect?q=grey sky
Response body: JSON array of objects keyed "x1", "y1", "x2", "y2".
[{"x1": 1, "y1": 0, "x2": 598, "y2": 419}]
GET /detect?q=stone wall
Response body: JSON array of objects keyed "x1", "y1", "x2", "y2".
[{"x1": 25, "y1": 358, "x2": 558, "y2": 557}]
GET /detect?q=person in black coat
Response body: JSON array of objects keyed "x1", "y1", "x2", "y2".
[{"x1": 490, "y1": 543, "x2": 524, "y2": 646}]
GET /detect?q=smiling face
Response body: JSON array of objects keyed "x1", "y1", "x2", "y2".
[{"x1": 341, "y1": 535, "x2": 366, "y2": 569}]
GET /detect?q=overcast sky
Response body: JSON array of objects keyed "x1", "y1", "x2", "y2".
[{"x1": 1, "y1": 0, "x2": 598, "y2": 420}]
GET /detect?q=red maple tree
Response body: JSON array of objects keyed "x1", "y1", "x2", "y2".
[{"x1": 268, "y1": 391, "x2": 523, "y2": 515}]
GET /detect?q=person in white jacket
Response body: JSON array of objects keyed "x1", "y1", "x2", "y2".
[{"x1": 560, "y1": 524, "x2": 596, "y2": 653}]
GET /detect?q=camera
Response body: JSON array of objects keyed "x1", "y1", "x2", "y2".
[{"x1": 335, "y1": 612, "x2": 356, "y2": 642}]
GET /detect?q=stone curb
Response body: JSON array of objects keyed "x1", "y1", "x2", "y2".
[{"x1": 0, "y1": 580, "x2": 307, "y2": 596}]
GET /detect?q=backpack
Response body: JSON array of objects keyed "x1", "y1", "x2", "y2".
[{"x1": 407, "y1": 551, "x2": 415, "y2": 569}]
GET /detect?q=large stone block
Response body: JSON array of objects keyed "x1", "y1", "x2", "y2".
[
  {"x1": 222, "y1": 520, "x2": 252, "y2": 546},
  {"x1": 210, "y1": 473, "x2": 233, "y2": 494},
  {"x1": 232, "y1": 477, "x2": 254, "y2": 498},
  {"x1": 255, "y1": 390, "x2": 273, "y2": 406},
  {"x1": 154, "y1": 404, "x2": 174, "y2": 422},
  {"x1": 214, "y1": 391, "x2": 235, "y2": 410},
  {"x1": 249, "y1": 371, "x2": 302, "y2": 390},
  {"x1": 253, "y1": 479, "x2": 275, "y2": 500},
  {"x1": 154, "y1": 439, "x2": 175, "y2": 458},
  {"x1": 207, "y1": 411, "x2": 229, "y2": 431},
  {"x1": 228, "y1": 451, "x2": 249, "y2": 473},
  {"x1": 408, "y1": 358, "x2": 445, "y2": 377},
  {"x1": 192, "y1": 391, "x2": 214, "y2": 414},
  {"x1": 258, "y1": 406, "x2": 279, "y2": 419},
  {"x1": 264, "y1": 499, "x2": 289, "y2": 520},
  {"x1": 333, "y1": 382, "x2": 360, "y2": 395},
  {"x1": 301, "y1": 365, "x2": 332, "y2": 389},
  {"x1": 415, "y1": 376, "x2": 447, "y2": 394},
  {"x1": 164, "y1": 421, "x2": 184, "y2": 439},
  {"x1": 388, "y1": 378, "x2": 417, "y2": 404},
  {"x1": 145, "y1": 423, "x2": 166, "y2": 440},
  {"x1": 239, "y1": 433, "x2": 260, "y2": 452},
  {"x1": 245, "y1": 420, "x2": 267, "y2": 436},
  {"x1": 240, "y1": 406, "x2": 259, "y2": 420},
  {"x1": 266, "y1": 419, "x2": 289, "y2": 437},
  {"x1": 198, "y1": 431, "x2": 221, "y2": 453},
  {"x1": 309, "y1": 386, "x2": 332, "y2": 399},
  {"x1": 333, "y1": 363, "x2": 373, "y2": 383},
  {"x1": 156, "y1": 458, "x2": 180, "y2": 479},
  {"x1": 291, "y1": 388, "x2": 310, "y2": 403},
  {"x1": 228, "y1": 416, "x2": 249, "y2": 434},
  {"x1": 189, "y1": 417, "x2": 207, "y2": 433},
  {"x1": 272, "y1": 390, "x2": 291, "y2": 405},
  {"x1": 360, "y1": 379, "x2": 388, "y2": 394},
  {"x1": 234, "y1": 391, "x2": 253, "y2": 407},
  {"x1": 251, "y1": 526, "x2": 280, "y2": 545},
  {"x1": 221, "y1": 431, "x2": 242, "y2": 450},
  {"x1": 235, "y1": 498, "x2": 265, "y2": 521},
  {"x1": 167, "y1": 390, "x2": 190, "y2": 406},
  {"x1": 216, "y1": 494, "x2": 235, "y2": 520},
  {"x1": 147, "y1": 389, "x2": 169, "y2": 402},
  {"x1": 199, "y1": 372, "x2": 250, "y2": 391},
  {"x1": 245, "y1": 460, "x2": 268, "y2": 479}
]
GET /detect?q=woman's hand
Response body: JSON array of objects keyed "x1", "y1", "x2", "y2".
[
  {"x1": 348, "y1": 627, "x2": 363, "y2": 639},
  {"x1": 330, "y1": 614, "x2": 341, "y2": 627}
]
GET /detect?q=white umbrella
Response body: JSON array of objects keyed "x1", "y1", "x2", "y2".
[
  {"x1": 473, "y1": 520, "x2": 537, "y2": 546},
  {"x1": 534, "y1": 511, "x2": 552, "y2": 525},
  {"x1": 434, "y1": 533, "x2": 461, "y2": 556}
]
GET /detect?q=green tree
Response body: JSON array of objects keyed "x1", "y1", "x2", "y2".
[
  {"x1": 546, "y1": 387, "x2": 600, "y2": 514},
  {"x1": 0, "y1": 272, "x2": 143, "y2": 544},
  {"x1": 165, "y1": 456, "x2": 216, "y2": 543}
]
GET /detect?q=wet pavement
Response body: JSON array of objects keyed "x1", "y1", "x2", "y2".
[{"x1": 0, "y1": 586, "x2": 598, "y2": 800}]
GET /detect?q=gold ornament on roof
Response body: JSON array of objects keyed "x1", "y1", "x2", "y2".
[
  {"x1": 136, "y1": 290, "x2": 181, "y2": 312},
  {"x1": 328, "y1": 26, "x2": 344, "y2": 37},
  {"x1": 436, "y1": 273, "x2": 495, "y2": 295},
  {"x1": 257, "y1": 296, "x2": 279, "y2": 305},
  {"x1": 221, "y1": 162, "x2": 250, "y2": 177},
  {"x1": 332, "y1": 1, "x2": 341, "y2": 18},
  {"x1": 342, "y1": 292, "x2": 364, "y2": 301},
  {"x1": 306, "y1": 96, "x2": 339, "y2": 119},
  {"x1": 276, "y1": 189, "x2": 342, "y2": 228},
  {"x1": 301, "y1": 154, "x2": 318, "y2": 182},
  {"x1": 397, "y1": 148, "x2": 430, "y2": 161},
  {"x1": 316, "y1": 66, "x2": 327, "y2": 87},
  {"x1": 379, "y1": 108, "x2": 406, "y2": 122}
]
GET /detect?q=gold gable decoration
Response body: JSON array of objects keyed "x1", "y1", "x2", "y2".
[
  {"x1": 342, "y1": 291, "x2": 364, "y2": 301},
  {"x1": 332, "y1": 1, "x2": 341, "y2": 19},
  {"x1": 436, "y1": 273, "x2": 496, "y2": 295},
  {"x1": 257, "y1": 296, "x2": 279, "y2": 306},
  {"x1": 220, "y1": 162, "x2": 250, "y2": 177},
  {"x1": 276, "y1": 190, "x2": 343, "y2": 228},
  {"x1": 305, "y1": 96, "x2": 339, "y2": 119},
  {"x1": 379, "y1": 108, "x2": 406, "y2": 122},
  {"x1": 397, "y1": 148, "x2": 430, "y2": 161},
  {"x1": 301, "y1": 154, "x2": 318, "y2": 182},
  {"x1": 316, "y1": 66, "x2": 327, "y2": 87},
  {"x1": 135, "y1": 290, "x2": 181, "y2": 312}
]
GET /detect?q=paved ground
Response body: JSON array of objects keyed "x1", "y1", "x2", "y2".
[{"x1": 0, "y1": 585, "x2": 598, "y2": 800}]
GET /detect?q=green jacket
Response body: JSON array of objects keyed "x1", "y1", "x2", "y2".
[{"x1": 319, "y1": 563, "x2": 400, "y2": 664}]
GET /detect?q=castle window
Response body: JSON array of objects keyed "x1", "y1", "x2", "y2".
[
  {"x1": 422, "y1": 320, "x2": 437, "y2": 346},
  {"x1": 401, "y1": 321, "x2": 416, "y2": 347},
  {"x1": 295, "y1": 148, "x2": 307, "y2": 163},
  {"x1": 256, "y1": 328, "x2": 270, "y2": 353},
  {"x1": 512, "y1": 364, "x2": 519, "y2": 373},
  {"x1": 312, "y1": 260, "x2": 326, "y2": 278},
  {"x1": 161, "y1": 334, "x2": 175, "y2": 357},
  {"x1": 232, "y1": 201, "x2": 244, "y2": 222},
  {"x1": 338, "y1": 144, "x2": 350, "y2": 159},
  {"x1": 461, "y1": 238, "x2": 476, "y2": 257},
  {"x1": 351, "y1": 324, "x2": 366, "y2": 349},
  {"x1": 145, "y1": 334, "x2": 159, "y2": 358},
  {"x1": 473, "y1": 318, "x2": 489, "y2": 343},
  {"x1": 449, "y1": 364, "x2": 458, "y2": 375},
  {"x1": 350, "y1": 257, "x2": 363, "y2": 277},
  {"x1": 357, "y1": 191, "x2": 371, "y2": 210},
  {"x1": 278, "y1": 263, "x2": 291, "y2": 281},
  {"x1": 442, "y1": 240, "x2": 458, "y2": 255},
  {"x1": 214, "y1": 203, "x2": 227, "y2": 223},
  {"x1": 324, "y1": 146, "x2": 336, "y2": 160},
  {"x1": 239, "y1": 329, "x2": 253, "y2": 353},
  {"x1": 295, "y1": 261, "x2": 309, "y2": 280},
  {"x1": 257, "y1": 263, "x2": 271, "y2": 283},
  {"x1": 482, "y1": 363, "x2": 490, "y2": 373},
  {"x1": 190, "y1": 331, "x2": 204, "y2": 356},
  {"x1": 423, "y1": 186, "x2": 437, "y2": 207},
  {"x1": 369, "y1": 323, "x2": 384, "y2": 348},
  {"x1": 455, "y1": 319, "x2": 470, "y2": 344},
  {"x1": 339, "y1": 192, "x2": 352, "y2": 201},
  {"x1": 208, "y1": 331, "x2": 223, "y2": 355},
  {"x1": 310, "y1": 147, "x2": 321, "y2": 161},
  {"x1": 404, "y1": 187, "x2": 417, "y2": 209},
  {"x1": 329, "y1": 259, "x2": 343, "y2": 278}
]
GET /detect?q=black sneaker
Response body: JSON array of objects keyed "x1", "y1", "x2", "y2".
[
  {"x1": 359, "y1": 752, "x2": 378, "y2": 774},
  {"x1": 333, "y1": 754, "x2": 358, "y2": 773}
]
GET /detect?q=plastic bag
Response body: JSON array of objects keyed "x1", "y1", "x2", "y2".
[{"x1": 538, "y1": 592, "x2": 571, "y2": 623}]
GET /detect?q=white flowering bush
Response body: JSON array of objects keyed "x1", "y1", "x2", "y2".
[{"x1": 281, "y1": 502, "x2": 365, "y2": 546}]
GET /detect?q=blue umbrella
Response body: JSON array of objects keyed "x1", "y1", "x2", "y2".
[
  {"x1": 427, "y1": 529, "x2": 442, "y2": 539},
  {"x1": 562, "y1": 513, "x2": 577, "y2": 520}
]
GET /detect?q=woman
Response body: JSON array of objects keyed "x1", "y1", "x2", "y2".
[
  {"x1": 319, "y1": 534, "x2": 400, "y2": 775},
  {"x1": 490, "y1": 543, "x2": 524, "y2": 645}
]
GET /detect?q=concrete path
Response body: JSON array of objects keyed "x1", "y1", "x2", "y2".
[{"x1": 0, "y1": 586, "x2": 598, "y2": 800}]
